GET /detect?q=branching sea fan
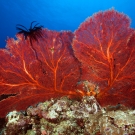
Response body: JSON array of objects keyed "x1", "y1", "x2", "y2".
[
  {"x1": 0, "y1": 9, "x2": 135, "y2": 118},
  {"x1": 72, "y1": 9, "x2": 135, "y2": 107},
  {"x1": 0, "y1": 29, "x2": 81, "y2": 117}
]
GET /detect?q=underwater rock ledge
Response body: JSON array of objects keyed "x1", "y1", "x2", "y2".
[{"x1": 1, "y1": 96, "x2": 135, "y2": 135}]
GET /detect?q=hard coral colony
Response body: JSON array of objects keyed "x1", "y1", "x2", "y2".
[
  {"x1": 0, "y1": 9, "x2": 135, "y2": 121},
  {"x1": 3, "y1": 96, "x2": 135, "y2": 134}
]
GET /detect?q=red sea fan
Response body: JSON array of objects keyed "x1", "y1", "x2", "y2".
[
  {"x1": 72, "y1": 9, "x2": 135, "y2": 108},
  {"x1": 0, "y1": 29, "x2": 81, "y2": 117}
]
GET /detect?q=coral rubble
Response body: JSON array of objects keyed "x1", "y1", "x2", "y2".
[{"x1": 1, "y1": 96, "x2": 135, "y2": 135}]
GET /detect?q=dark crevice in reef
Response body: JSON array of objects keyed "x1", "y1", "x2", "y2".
[
  {"x1": 0, "y1": 118, "x2": 6, "y2": 133},
  {"x1": 0, "y1": 94, "x2": 17, "y2": 101}
]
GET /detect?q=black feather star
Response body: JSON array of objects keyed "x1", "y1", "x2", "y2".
[
  {"x1": 16, "y1": 21, "x2": 44, "y2": 42},
  {"x1": 16, "y1": 21, "x2": 44, "y2": 66}
]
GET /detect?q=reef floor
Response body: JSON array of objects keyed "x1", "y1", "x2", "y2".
[{"x1": 1, "y1": 96, "x2": 135, "y2": 135}]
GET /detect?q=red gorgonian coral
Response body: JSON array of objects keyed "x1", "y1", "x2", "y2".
[
  {"x1": 73, "y1": 9, "x2": 135, "y2": 107},
  {"x1": 0, "y1": 9, "x2": 135, "y2": 117},
  {"x1": 0, "y1": 29, "x2": 81, "y2": 117}
]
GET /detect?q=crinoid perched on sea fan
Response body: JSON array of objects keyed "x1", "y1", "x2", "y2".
[
  {"x1": 72, "y1": 9, "x2": 135, "y2": 107},
  {"x1": 16, "y1": 21, "x2": 44, "y2": 41},
  {"x1": 0, "y1": 29, "x2": 81, "y2": 117}
]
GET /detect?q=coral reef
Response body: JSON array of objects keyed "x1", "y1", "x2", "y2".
[
  {"x1": 1, "y1": 96, "x2": 135, "y2": 135},
  {"x1": 0, "y1": 9, "x2": 135, "y2": 135}
]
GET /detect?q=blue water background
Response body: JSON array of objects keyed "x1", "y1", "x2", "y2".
[{"x1": 0, "y1": 0, "x2": 135, "y2": 48}]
